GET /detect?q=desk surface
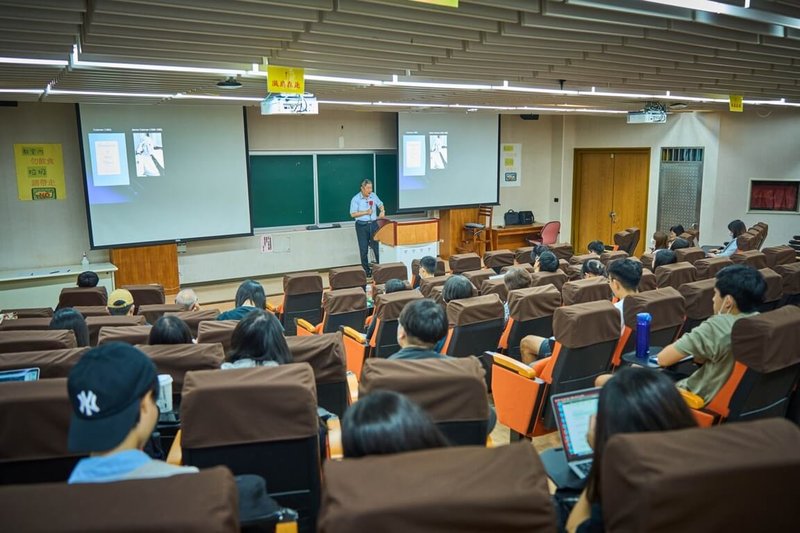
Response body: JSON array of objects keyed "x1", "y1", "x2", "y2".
[
  {"x1": 490, "y1": 223, "x2": 545, "y2": 251},
  {"x1": 0, "y1": 262, "x2": 117, "y2": 283},
  {"x1": 492, "y1": 223, "x2": 545, "y2": 232}
]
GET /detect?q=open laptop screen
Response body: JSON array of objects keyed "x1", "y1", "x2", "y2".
[
  {"x1": 552, "y1": 388, "x2": 600, "y2": 461},
  {"x1": 0, "y1": 367, "x2": 40, "y2": 383}
]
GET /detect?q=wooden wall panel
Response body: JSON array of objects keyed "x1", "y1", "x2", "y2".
[
  {"x1": 439, "y1": 208, "x2": 478, "y2": 259},
  {"x1": 109, "y1": 244, "x2": 180, "y2": 296}
]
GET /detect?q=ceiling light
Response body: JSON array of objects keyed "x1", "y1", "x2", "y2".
[
  {"x1": 216, "y1": 76, "x2": 242, "y2": 89},
  {"x1": 47, "y1": 90, "x2": 172, "y2": 98},
  {"x1": 494, "y1": 85, "x2": 579, "y2": 96},
  {"x1": 0, "y1": 57, "x2": 67, "y2": 66},
  {"x1": 642, "y1": 0, "x2": 747, "y2": 14},
  {"x1": 173, "y1": 94, "x2": 261, "y2": 102},
  {"x1": 0, "y1": 88, "x2": 45, "y2": 94}
]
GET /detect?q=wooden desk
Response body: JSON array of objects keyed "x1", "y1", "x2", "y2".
[{"x1": 491, "y1": 224, "x2": 545, "y2": 251}]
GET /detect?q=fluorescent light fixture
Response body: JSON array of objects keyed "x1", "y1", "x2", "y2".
[
  {"x1": 173, "y1": 94, "x2": 262, "y2": 102},
  {"x1": 386, "y1": 75, "x2": 491, "y2": 90},
  {"x1": 72, "y1": 58, "x2": 245, "y2": 76},
  {"x1": 0, "y1": 88, "x2": 44, "y2": 94},
  {"x1": 0, "y1": 56, "x2": 67, "y2": 66},
  {"x1": 578, "y1": 90, "x2": 657, "y2": 99},
  {"x1": 494, "y1": 85, "x2": 579, "y2": 96},
  {"x1": 306, "y1": 74, "x2": 384, "y2": 85},
  {"x1": 449, "y1": 104, "x2": 514, "y2": 110},
  {"x1": 373, "y1": 101, "x2": 448, "y2": 107},
  {"x1": 317, "y1": 100, "x2": 373, "y2": 105},
  {"x1": 48, "y1": 89, "x2": 172, "y2": 98},
  {"x1": 744, "y1": 99, "x2": 800, "y2": 107},
  {"x1": 642, "y1": 0, "x2": 748, "y2": 13}
]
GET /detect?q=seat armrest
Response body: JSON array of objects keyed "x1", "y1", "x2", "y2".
[
  {"x1": 296, "y1": 318, "x2": 316, "y2": 333},
  {"x1": 346, "y1": 371, "x2": 359, "y2": 404},
  {"x1": 266, "y1": 302, "x2": 279, "y2": 313},
  {"x1": 326, "y1": 416, "x2": 343, "y2": 460},
  {"x1": 342, "y1": 326, "x2": 366, "y2": 344},
  {"x1": 679, "y1": 388, "x2": 705, "y2": 409},
  {"x1": 166, "y1": 429, "x2": 183, "y2": 466},
  {"x1": 490, "y1": 351, "x2": 537, "y2": 379}
]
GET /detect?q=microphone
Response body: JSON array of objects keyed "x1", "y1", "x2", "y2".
[{"x1": 368, "y1": 200, "x2": 373, "y2": 207}]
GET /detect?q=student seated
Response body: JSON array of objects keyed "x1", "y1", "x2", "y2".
[
  {"x1": 389, "y1": 299, "x2": 449, "y2": 361},
  {"x1": 657, "y1": 265, "x2": 766, "y2": 406},
  {"x1": 650, "y1": 230, "x2": 668, "y2": 254},
  {"x1": 669, "y1": 237, "x2": 690, "y2": 251},
  {"x1": 652, "y1": 249, "x2": 677, "y2": 271},
  {"x1": 67, "y1": 342, "x2": 199, "y2": 483},
  {"x1": 587, "y1": 240, "x2": 605, "y2": 256},
  {"x1": 107, "y1": 288, "x2": 135, "y2": 316},
  {"x1": 341, "y1": 390, "x2": 449, "y2": 458},
  {"x1": 217, "y1": 279, "x2": 266, "y2": 321},
  {"x1": 174, "y1": 288, "x2": 200, "y2": 311},
  {"x1": 365, "y1": 278, "x2": 406, "y2": 342},
  {"x1": 442, "y1": 275, "x2": 473, "y2": 303},
  {"x1": 530, "y1": 244, "x2": 550, "y2": 264},
  {"x1": 581, "y1": 259, "x2": 605, "y2": 279},
  {"x1": 502, "y1": 267, "x2": 532, "y2": 323},
  {"x1": 566, "y1": 368, "x2": 697, "y2": 532},
  {"x1": 50, "y1": 308, "x2": 90, "y2": 347},
  {"x1": 707, "y1": 219, "x2": 747, "y2": 258},
  {"x1": 77, "y1": 270, "x2": 99, "y2": 288},
  {"x1": 221, "y1": 310, "x2": 292, "y2": 369},
  {"x1": 148, "y1": 315, "x2": 193, "y2": 345},
  {"x1": 413, "y1": 255, "x2": 437, "y2": 289},
  {"x1": 535, "y1": 250, "x2": 559, "y2": 273},
  {"x1": 668, "y1": 224, "x2": 685, "y2": 246}
]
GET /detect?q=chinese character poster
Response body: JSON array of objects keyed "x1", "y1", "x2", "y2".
[{"x1": 14, "y1": 143, "x2": 66, "y2": 200}]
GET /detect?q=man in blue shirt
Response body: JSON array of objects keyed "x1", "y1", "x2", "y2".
[{"x1": 350, "y1": 178, "x2": 385, "y2": 277}]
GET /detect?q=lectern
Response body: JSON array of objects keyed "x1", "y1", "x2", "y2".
[{"x1": 374, "y1": 219, "x2": 439, "y2": 275}]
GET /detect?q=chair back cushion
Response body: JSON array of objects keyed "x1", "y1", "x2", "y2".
[
  {"x1": 655, "y1": 262, "x2": 697, "y2": 289},
  {"x1": 775, "y1": 262, "x2": 800, "y2": 295},
  {"x1": 196, "y1": 320, "x2": 237, "y2": 355},
  {"x1": 693, "y1": 256, "x2": 733, "y2": 280},
  {"x1": 446, "y1": 294, "x2": 504, "y2": 327},
  {"x1": 373, "y1": 289, "x2": 424, "y2": 322},
  {"x1": 97, "y1": 325, "x2": 152, "y2": 346},
  {"x1": 86, "y1": 315, "x2": 146, "y2": 346},
  {"x1": 549, "y1": 242, "x2": 574, "y2": 261},
  {"x1": 283, "y1": 272, "x2": 324, "y2": 295},
  {"x1": 730, "y1": 250, "x2": 768, "y2": 269},
  {"x1": 122, "y1": 284, "x2": 165, "y2": 307},
  {"x1": 328, "y1": 265, "x2": 367, "y2": 290},
  {"x1": 762, "y1": 245, "x2": 796, "y2": 268},
  {"x1": 137, "y1": 303, "x2": 185, "y2": 324},
  {"x1": 57, "y1": 287, "x2": 107, "y2": 308},
  {"x1": 286, "y1": 332, "x2": 347, "y2": 385},
  {"x1": 674, "y1": 247, "x2": 705, "y2": 264},
  {"x1": 678, "y1": 279, "x2": 716, "y2": 321},
  {"x1": 448, "y1": 253, "x2": 482, "y2": 275},
  {"x1": 323, "y1": 288, "x2": 367, "y2": 314},
  {"x1": 0, "y1": 347, "x2": 88, "y2": 379},
  {"x1": 553, "y1": 301, "x2": 621, "y2": 349},
  {"x1": 418, "y1": 275, "x2": 450, "y2": 298},
  {"x1": 508, "y1": 286, "x2": 561, "y2": 321},
  {"x1": 530, "y1": 270, "x2": 568, "y2": 292},
  {"x1": 371, "y1": 262, "x2": 409, "y2": 284},
  {"x1": 732, "y1": 306, "x2": 800, "y2": 373},
  {"x1": 600, "y1": 250, "x2": 629, "y2": 266},
  {"x1": 0, "y1": 329, "x2": 77, "y2": 353},
  {"x1": 561, "y1": 277, "x2": 611, "y2": 306},
  {"x1": 623, "y1": 287, "x2": 686, "y2": 331},
  {"x1": 483, "y1": 250, "x2": 514, "y2": 269},
  {"x1": 137, "y1": 343, "x2": 225, "y2": 390},
  {"x1": 166, "y1": 309, "x2": 220, "y2": 337}
]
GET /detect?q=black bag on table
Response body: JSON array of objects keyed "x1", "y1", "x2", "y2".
[{"x1": 504, "y1": 209, "x2": 520, "y2": 226}]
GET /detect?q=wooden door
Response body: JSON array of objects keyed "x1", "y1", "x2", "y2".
[{"x1": 572, "y1": 149, "x2": 650, "y2": 257}]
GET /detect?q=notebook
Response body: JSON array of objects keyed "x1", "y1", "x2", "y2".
[
  {"x1": 0, "y1": 367, "x2": 40, "y2": 382},
  {"x1": 551, "y1": 387, "x2": 600, "y2": 479}
]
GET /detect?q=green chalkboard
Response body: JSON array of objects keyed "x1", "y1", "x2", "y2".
[
  {"x1": 317, "y1": 153, "x2": 375, "y2": 224},
  {"x1": 375, "y1": 153, "x2": 398, "y2": 216},
  {"x1": 249, "y1": 154, "x2": 315, "y2": 228}
]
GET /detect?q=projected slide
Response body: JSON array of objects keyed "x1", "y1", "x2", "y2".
[
  {"x1": 429, "y1": 133, "x2": 447, "y2": 169},
  {"x1": 88, "y1": 132, "x2": 129, "y2": 187},
  {"x1": 402, "y1": 134, "x2": 425, "y2": 177},
  {"x1": 133, "y1": 130, "x2": 165, "y2": 177}
]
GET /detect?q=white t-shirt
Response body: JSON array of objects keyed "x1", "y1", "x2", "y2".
[{"x1": 614, "y1": 299, "x2": 625, "y2": 332}]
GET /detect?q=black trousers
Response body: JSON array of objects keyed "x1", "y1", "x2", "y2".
[{"x1": 355, "y1": 220, "x2": 379, "y2": 275}]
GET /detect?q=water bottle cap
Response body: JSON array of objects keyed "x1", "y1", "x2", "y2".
[{"x1": 636, "y1": 312, "x2": 652, "y2": 322}]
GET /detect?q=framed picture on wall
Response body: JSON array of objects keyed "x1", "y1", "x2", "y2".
[{"x1": 748, "y1": 179, "x2": 800, "y2": 214}]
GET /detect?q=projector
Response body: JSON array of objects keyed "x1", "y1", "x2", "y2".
[
  {"x1": 627, "y1": 110, "x2": 667, "y2": 124},
  {"x1": 261, "y1": 93, "x2": 318, "y2": 115}
]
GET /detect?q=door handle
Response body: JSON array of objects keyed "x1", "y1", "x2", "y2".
[{"x1": 609, "y1": 211, "x2": 617, "y2": 223}]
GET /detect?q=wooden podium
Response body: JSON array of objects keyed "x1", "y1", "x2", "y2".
[{"x1": 374, "y1": 219, "x2": 439, "y2": 275}]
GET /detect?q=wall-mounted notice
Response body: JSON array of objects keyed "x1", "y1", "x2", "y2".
[
  {"x1": 14, "y1": 143, "x2": 66, "y2": 200},
  {"x1": 500, "y1": 143, "x2": 521, "y2": 188},
  {"x1": 260, "y1": 234, "x2": 274, "y2": 253}
]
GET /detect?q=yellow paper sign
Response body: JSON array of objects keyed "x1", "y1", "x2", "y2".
[
  {"x1": 14, "y1": 143, "x2": 66, "y2": 200},
  {"x1": 267, "y1": 65, "x2": 305, "y2": 94},
  {"x1": 729, "y1": 95, "x2": 743, "y2": 112},
  {"x1": 412, "y1": 0, "x2": 459, "y2": 6}
]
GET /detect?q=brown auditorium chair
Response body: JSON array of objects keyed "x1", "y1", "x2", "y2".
[
  {"x1": 565, "y1": 263, "x2": 584, "y2": 281},
  {"x1": 371, "y1": 262, "x2": 408, "y2": 284},
  {"x1": 441, "y1": 294, "x2": 505, "y2": 358},
  {"x1": 287, "y1": 332, "x2": 348, "y2": 417},
  {"x1": 268, "y1": 272, "x2": 323, "y2": 336},
  {"x1": 410, "y1": 257, "x2": 445, "y2": 288},
  {"x1": 674, "y1": 246, "x2": 705, "y2": 264},
  {"x1": 97, "y1": 325, "x2": 152, "y2": 346},
  {"x1": 775, "y1": 261, "x2": 800, "y2": 306},
  {"x1": 694, "y1": 256, "x2": 733, "y2": 280},
  {"x1": 759, "y1": 267, "x2": 784, "y2": 312},
  {"x1": 549, "y1": 242, "x2": 574, "y2": 261},
  {"x1": 639, "y1": 269, "x2": 658, "y2": 291},
  {"x1": 678, "y1": 278, "x2": 716, "y2": 334},
  {"x1": 0, "y1": 317, "x2": 52, "y2": 331},
  {"x1": 0, "y1": 329, "x2": 77, "y2": 354},
  {"x1": 0, "y1": 347, "x2": 88, "y2": 379},
  {"x1": 561, "y1": 276, "x2": 612, "y2": 306},
  {"x1": 418, "y1": 274, "x2": 450, "y2": 298},
  {"x1": 328, "y1": 265, "x2": 367, "y2": 291},
  {"x1": 196, "y1": 320, "x2": 237, "y2": 356},
  {"x1": 1, "y1": 466, "x2": 239, "y2": 532},
  {"x1": 678, "y1": 231, "x2": 696, "y2": 246},
  {"x1": 639, "y1": 252, "x2": 655, "y2": 271},
  {"x1": 762, "y1": 245, "x2": 796, "y2": 269},
  {"x1": 72, "y1": 305, "x2": 110, "y2": 317},
  {"x1": 655, "y1": 262, "x2": 697, "y2": 289},
  {"x1": 122, "y1": 284, "x2": 165, "y2": 313},
  {"x1": 501, "y1": 262, "x2": 535, "y2": 274},
  {"x1": 530, "y1": 270, "x2": 568, "y2": 292},
  {"x1": 180, "y1": 364, "x2": 321, "y2": 532},
  {"x1": 430, "y1": 282, "x2": 478, "y2": 310},
  {"x1": 499, "y1": 286, "x2": 561, "y2": 360},
  {"x1": 360, "y1": 357, "x2": 490, "y2": 446},
  {"x1": 0, "y1": 307, "x2": 52, "y2": 318},
  {"x1": 296, "y1": 287, "x2": 367, "y2": 335},
  {"x1": 56, "y1": 287, "x2": 107, "y2": 310},
  {"x1": 137, "y1": 303, "x2": 185, "y2": 324},
  {"x1": 612, "y1": 287, "x2": 686, "y2": 367},
  {"x1": 373, "y1": 280, "x2": 412, "y2": 296},
  {"x1": 318, "y1": 442, "x2": 557, "y2": 533},
  {"x1": 492, "y1": 300, "x2": 621, "y2": 438},
  {"x1": 599, "y1": 250, "x2": 628, "y2": 266},
  {"x1": 165, "y1": 309, "x2": 220, "y2": 337},
  {"x1": 462, "y1": 268, "x2": 496, "y2": 293},
  {"x1": 613, "y1": 228, "x2": 637, "y2": 255},
  {"x1": 730, "y1": 250, "x2": 768, "y2": 269},
  {"x1": 602, "y1": 419, "x2": 800, "y2": 533},
  {"x1": 514, "y1": 246, "x2": 535, "y2": 265},
  {"x1": 682, "y1": 306, "x2": 800, "y2": 427},
  {"x1": 86, "y1": 315, "x2": 146, "y2": 346},
  {"x1": 448, "y1": 252, "x2": 482, "y2": 275},
  {"x1": 735, "y1": 231, "x2": 758, "y2": 252},
  {"x1": 569, "y1": 252, "x2": 598, "y2": 265},
  {"x1": 0, "y1": 378, "x2": 84, "y2": 484},
  {"x1": 483, "y1": 249, "x2": 514, "y2": 274},
  {"x1": 480, "y1": 278, "x2": 508, "y2": 301},
  {"x1": 362, "y1": 289, "x2": 423, "y2": 360}
]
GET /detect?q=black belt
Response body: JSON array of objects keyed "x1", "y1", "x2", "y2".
[{"x1": 356, "y1": 220, "x2": 375, "y2": 225}]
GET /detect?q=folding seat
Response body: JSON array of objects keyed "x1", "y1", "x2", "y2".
[
  {"x1": 86, "y1": 315, "x2": 146, "y2": 346},
  {"x1": 735, "y1": 231, "x2": 758, "y2": 252},
  {"x1": 296, "y1": 287, "x2": 367, "y2": 335},
  {"x1": 0, "y1": 329, "x2": 77, "y2": 354},
  {"x1": 549, "y1": 242, "x2": 574, "y2": 261},
  {"x1": 602, "y1": 419, "x2": 800, "y2": 533},
  {"x1": 286, "y1": 331, "x2": 348, "y2": 417},
  {"x1": 775, "y1": 261, "x2": 800, "y2": 306},
  {"x1": 730, "y1": 250, "x2": 768, "y2": 269},
  {"x1": 418, "y1": 274, "x2": 450, "y2": 298},
  {"x1": 328, "y1": 265, "x2": 367, "y2": 291},
  {"x1": 613, "y1": 229, "x2": 637, "y2": 255},
  {"x1": 318, "y1": 441, "x2": 557, "y2": 533},
  {"x1": 491, "y1": 300, "x2": 621, "y2": 437},
  {"x1": 498, "y1": 286, "x2": 561, "y2": 359},
  {"x1": 0, "y1": 378, "x2": 84, "y2": 484},
  {"x1": 759, "y1": 267, "x2": 784, "y2": 311},
  {"x1": 165, "y1": 308, "x2": 220, "y2": 337},
  {"x1": 681, "y1": 306, "x2": 800, "y2": 427},
  {"x1": 561, "y1": 276, "x2": 612, "y2": 306},
  {"x1": 0, "y1": 307, "x2": 52, "y2": 318},
  {"x1": 72, "y1": 305, "x2": 110, "y2": 317},
  {"x1": 268, "y1": 272, "x2": 323, "y2": 336},
  {"x1": 371, "y1": 262, "x2": 408, "y2": 285},
  {"x1": 483, "y1": 249, "x2": 514, "y2": 273},
  {"x1": 674, "y1": 246, "x2": 705, "y2": 264},
  {"x1": 612, "y1": 287, "x2": 686, "y2": 367},
  {"x1": 441, "y1": 294, "x2": 505, "y2": 358},
  {"x1": 56, "y1": 287, "x2": 107, "y2": 309},
  {"x1": 655, "y1": 262, "x2": 697, "y2": 290},
  {"x1": 639, "y1": 269, "x2": 658, "y2": 291},
  {"x1": 137, "y1": 303, "x2": 185, "y2": 324},
  {"x1": 462, "y1": 268, "x2": 496, "y2": 293},
  {"x1": 410, "y1": 257, "x2": 445, "y2": 288},
  {"x1": 599, "y1": 250, "x2": 628, "y2": 266},
  {"x1": 1, "y1": 466, "x2": 239, "y2": 532},
  {"x1": 530, "y1": 270, "x2": 568, "y2": 292},
  {"x1": 0, "y1": 317, "x2": 52, "y2": 331},
  {"x1": 678, "y1": 278, "x2": 715, "y2": 335},
  {"x1": 480, "y1": 278, "x2": 508, "y2": 301},
  {"x1": 122, "y1": 284, "x2": 165, "y2": 313},
  {"x1": 762, "y1": 245, "x2": 796, "y2": 269},
  {"x1": 360, "y1": 357, "x2": 490, "y2": 446},
  {"x1": 0, "y1": 347, "x2": 88, "y2": 378},
  {"x1": 514, "y1": 246, "x2": 535, "y2": 264},
  {"x1": 569, "y1": 252, "x2": 598, "y2": 265},
  {"x1": 694, "y1": 256, "x2": 733, "y2": 280},
  {"x1": 448, "y1": 252, "x2": 481, "y2": 275},
  {"x1": 97, "y1": 325, "x2": 152, "y2": 345},
  {"x1": 639, "y1": 251, "x2": 655, "y2": 271},
  {"x1": 180, "y1": 364, "x2": 321, "y2": 532},
  {"x1": 195, "y1": 320, "x2": 238, "y2": 355}
]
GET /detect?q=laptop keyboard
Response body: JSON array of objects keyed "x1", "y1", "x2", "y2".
[{"x1": 572, "y1": 461, "x2": 593, "y2": 478}]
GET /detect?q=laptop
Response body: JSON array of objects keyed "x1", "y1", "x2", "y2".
[
  {"x1": 0, "y1": 367, "x2": 40, "y2": 383},
  {"x1": 551, "y1": 387, "x2": 601, "y2": 479}
]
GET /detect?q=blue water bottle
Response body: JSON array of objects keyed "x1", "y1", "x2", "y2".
[{"x1": 635, "y1": 312, "x2": 652, "y2": 360}]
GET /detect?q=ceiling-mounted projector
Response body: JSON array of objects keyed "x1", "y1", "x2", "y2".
[
  {"x1": 261, "y1": 93, "x2": 318, "y2": 115},
  {"x1": 627, "y1": 101, "x2": 667, "y2": 124}
]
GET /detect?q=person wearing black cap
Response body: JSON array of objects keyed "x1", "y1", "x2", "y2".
[{"x1": 67, "y1": 342, "x2": 198, "y2": 483}]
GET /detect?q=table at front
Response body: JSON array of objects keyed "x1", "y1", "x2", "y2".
[
  {"x1": 490, "y1": 223, "x2": 545, "y2": 252},
  {"x1": 0, "y1": 262, "x2": 117, "y2": 310}
]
